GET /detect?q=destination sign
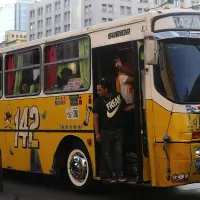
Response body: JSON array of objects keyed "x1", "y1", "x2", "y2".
[{"x1": 154, "y1": 15, "x2": 200, "y2": 31}]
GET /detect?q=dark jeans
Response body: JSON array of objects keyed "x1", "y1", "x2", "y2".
[{"x1": 100, "y1": 129, "x2": 123, "y2": 174}]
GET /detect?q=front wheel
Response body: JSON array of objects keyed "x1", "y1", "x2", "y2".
[{"x1": 66, "y1": 142, "x2": 97, "y2": 192}]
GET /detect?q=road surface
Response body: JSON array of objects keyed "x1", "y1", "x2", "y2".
[{"x1": 0, "y1": 171, "x2": 200, "y2": 200}]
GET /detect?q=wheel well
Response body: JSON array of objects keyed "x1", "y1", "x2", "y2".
[{"x1": 53, "y1": 135, "x2": 86, "y2": 171}]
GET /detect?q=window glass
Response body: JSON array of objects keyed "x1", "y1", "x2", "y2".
[
  {"x1": 5, "y1": 48, "x2": 41, "y2": 96},
  {"x1": 44, "y1": 37, "x2": 90, "y2": 93}
]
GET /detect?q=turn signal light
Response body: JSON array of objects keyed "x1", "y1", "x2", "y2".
[{"x1": 192, "y1": 132, "x2": 200, "y2": 139}]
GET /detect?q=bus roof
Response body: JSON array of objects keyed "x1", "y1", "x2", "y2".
[{"x1": 0, "y1": 8, "x2": 199, "y2": 54}]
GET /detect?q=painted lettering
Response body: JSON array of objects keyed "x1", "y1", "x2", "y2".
[{"x1": 14, "y1": 106, "x2": 40, "y2": 149}]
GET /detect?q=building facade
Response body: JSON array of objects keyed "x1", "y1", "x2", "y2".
[
  {"x1": 27, "y1": 0, "x2": 196, "y2": 41},
  {"x1": 5, "y1": 30, "x2": 27, "y2": 43},
  {"x1": 0, "y1": 0, "x2": 37, "y2": 42}
]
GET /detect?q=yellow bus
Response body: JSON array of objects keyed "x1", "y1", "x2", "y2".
[{"x1": 1, "y1": 6, "x2": 200, "y2": 191}]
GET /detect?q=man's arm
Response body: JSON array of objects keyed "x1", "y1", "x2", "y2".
[
  {"x1": 93, "y1": 113, "x2": 101, "y2": 142},
  {"x1": 124, "y1": 76, "x2": 134, "y2": 84},
  {"x1": 124, "y1": 104, "x2": 135, "y2": 112},
  {"x1": 115, "y1": 58, "x2": 134, "y2": 76}
]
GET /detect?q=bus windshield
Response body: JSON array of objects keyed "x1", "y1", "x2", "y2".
[{"x1": 154, "y1": 38, "x2": 200, "y2": 103}]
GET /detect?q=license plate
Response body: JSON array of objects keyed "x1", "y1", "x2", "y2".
[{"x1": 196, "y1": 159, "x2": 200, "y2": 168}]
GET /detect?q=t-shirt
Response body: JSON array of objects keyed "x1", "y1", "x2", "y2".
[
  {"x1": 63, "y1": 78, "x2": 82, "y2": 90},
  {"x1": 93, "y1": 93, "x2": 126, "y2": 131},
  {"x1": 119, "y1": 74, "x2": 134, "y2": 104}
]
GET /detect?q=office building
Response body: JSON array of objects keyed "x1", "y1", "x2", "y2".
[
  {"x1": 0, "y1": 0, "x2": 37, "y2": 42},
  {"x1": 27, "y1": 0, "x2": 196, "y2": 41}
]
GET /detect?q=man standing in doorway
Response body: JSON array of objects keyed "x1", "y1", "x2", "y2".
[{"x1": 93, "y1": 79, "x2": 134, "y2": 183}]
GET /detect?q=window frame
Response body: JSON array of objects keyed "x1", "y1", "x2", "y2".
[
  {"x1": 43, "y1": 35, "x2": 91, "y2": 95},
  {"x1": 4, "y1": 46, "x2": 42, "y2": 99}
]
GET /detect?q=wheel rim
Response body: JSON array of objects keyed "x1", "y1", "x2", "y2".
[{"x1": 67, "y1": 149, "x2": 89, "y2": 187}]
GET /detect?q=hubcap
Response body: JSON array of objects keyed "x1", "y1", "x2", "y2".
[{"x1": 69, "y1": 152, "x2": 88, "y2": 182}]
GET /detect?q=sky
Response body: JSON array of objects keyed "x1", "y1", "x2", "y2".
[
  {"x1": 0, "y1": 0, "x2": 41, "y2": 8},
  {"x1": 0, "y1": 0, "x2": 16, "y2": 7}
]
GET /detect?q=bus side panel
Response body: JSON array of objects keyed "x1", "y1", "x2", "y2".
[
  {"x1": 0, "y1": 132, "x2": 8, "y2": 169},
  {"x1": 0, "y1": 93, "x2": 96, "y2": 175},
  {"x1": 154, "y1": 143, "x2": 191, "y2": 186}
]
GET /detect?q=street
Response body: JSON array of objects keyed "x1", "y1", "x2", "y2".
[{"x1": 0, "y1": 171, "x2": 200, "y2": 200}]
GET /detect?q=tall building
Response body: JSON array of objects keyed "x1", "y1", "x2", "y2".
[
  {"x1": 0, "y1": 0, "x2": 37, "y2": 42},
  {"x1": 27, "y1": 0, "x2": 195, "y2": 41}
]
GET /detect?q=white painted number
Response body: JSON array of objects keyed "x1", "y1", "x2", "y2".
[{"x1": 14, "y1": 106, "x2": 40, "y2": 149}]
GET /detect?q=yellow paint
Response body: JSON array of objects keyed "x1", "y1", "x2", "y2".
[
  {"x1": 145, "y1": 100, "x2": 200, "y2": 186},
  {"x1": 0, "y1": 94, "x2": 96, "y2": 177}
]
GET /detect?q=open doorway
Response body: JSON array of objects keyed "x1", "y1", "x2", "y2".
[{"x1": 92, "y1": 41, "x2": 143, "y2": 181}]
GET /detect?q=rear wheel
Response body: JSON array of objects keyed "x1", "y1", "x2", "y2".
[{"x1": 66, "y1": 142, "x2": 97, "y2": 192}]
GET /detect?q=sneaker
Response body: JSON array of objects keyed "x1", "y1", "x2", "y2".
[
  {"x1": 111, "y1": 172, "x2": 117, "y2": 183},
  {"x1": 118, "y1": 172, "x2": 127, "y2": 182}
]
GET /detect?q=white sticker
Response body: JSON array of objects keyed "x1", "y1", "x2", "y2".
[{"x1": 66, "y1": 106, "x2": 79, "y2": 119}]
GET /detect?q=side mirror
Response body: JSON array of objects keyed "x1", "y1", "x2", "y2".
[{"x1": 145, "y1": 39, "x2": 158, "y2": 65}]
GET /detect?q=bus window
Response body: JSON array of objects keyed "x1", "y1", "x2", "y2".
[
  {"x1": 5, "y1": 48, "x2": 41, "y2": 97},
  {"x1": 0, "y1": 56, "x2": 2, "y2": 97},
  {"x1": 44, "y1": 37, "x2": 90, "y2": 93}
]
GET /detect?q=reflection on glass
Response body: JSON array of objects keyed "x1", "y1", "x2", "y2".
[{"x1": 154, "y1": 38, "x2": 200, "y2": 103}]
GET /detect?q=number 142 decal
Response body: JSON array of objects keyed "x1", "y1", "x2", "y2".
[{"x1": 14, "y1": 106, "x2": 40, "y2": 149}]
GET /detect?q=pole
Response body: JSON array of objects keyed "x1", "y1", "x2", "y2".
[{"x1": 0, "y1": 149, "x2": 3, "y2": 192}]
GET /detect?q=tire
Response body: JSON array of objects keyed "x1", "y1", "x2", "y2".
[{"x1": 66, "y1": 141, "x2": 97, "y2": 192}]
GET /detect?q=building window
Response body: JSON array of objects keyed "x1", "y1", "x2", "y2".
[
  {"x1": 38, "y1": 7, "x2": 43, "y2": 16},
  {"x1": 55, "y1": 14, "x2": 61, "y2": 23},
  {"x1": 138, "y1": 8, "x2": 143, "y2": 13},
  {"x1": 5, "y1": 49, "x2": 41, "y2": 96},
  {"x1": 30, "y1": 10, "x2": 35, "y2": 18},
  {"x1": 108, "y1": 18, "x2": 113, "y2": 21},
  {"x1": 102, "y1": 18, "x2": 107, "y2": 23},
  {"x1": 12, "y1": 34, "x2": 14, "y2": 38},
  {"x1": 108, "y1": 5, "x2": 113, "y2": 12},
  {"x1": 85, "y1": 18, "x2": 92, "y2": 27},
  {"x1": 85, "y1": 6, "x2": 89, "y2": 13},
  {"x1": 89, "y1": 5, "x2": 92, "y2": 13},
  {"x1": 126, "y1": 7, "x2": 131, "y2": 15},
  {"x1": 38, "y1": 20, "x2": 43, "y2": 28},
  {"x1": 38, "y1": 32, "x2": 43, "y2": 39},
  {"x1": 46, "y1": 17, "x2": 52, "y2": 26},
  {"x1": 46, "y1": 29, "x2": 52, "y2": 37},
  {"x1": 85, "y1": 5, "x2": 92, "y2": 13},
  {"x1": 46, "y1": 4, "x2": 52, "y2": 13},
  {"x1": 55, "y1": 27, "x2": 61, "y2": 34},
  {"x1": 65, "y1": 0, "x2": 70, "y2": 7},
  {"x1": 55, "y1": 1, "x2": 61, "y2": 10},
  {"x1": 64, "y1": 24, "x2": 70, "y2": 32},
  {"x1": 44, "y1": 37, "x2": 90, "y2": 93},
  {"x1": 30, "y1": 22, "x2": 35, "y2": 30},
  {"x1": 64, "y1": 11, "x2": 70, "y2": 20},
  {"x1": 120, "y1": 6, "x2": 125, "y2": 14},
  {"x1": 102, "y1": 4, "x2": 107, "y2": 12},
  {"x1": 138, "y1": 0, "x2": 148, "y2": 2}
]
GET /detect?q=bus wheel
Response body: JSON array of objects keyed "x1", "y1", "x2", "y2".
[{"x1": 66, "y1": 142, "x2": 94, "y2": 192}]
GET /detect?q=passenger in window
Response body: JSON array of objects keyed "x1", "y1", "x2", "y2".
[
  {"x1": 30, "y1": 75, "x2": 40, "y2": 93},
  {"x1": 93, "y1": 78, "x2": 134, "y2": 183},
  {"x1": 55, "y1": 68, "x2": 82, "y2": 91},
  {"x1": 54, "y1": 68, "x2": 72, "y2": 90},
  {"x1": 20, "y1": 83, "x2": 30, "y2": 94}
]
